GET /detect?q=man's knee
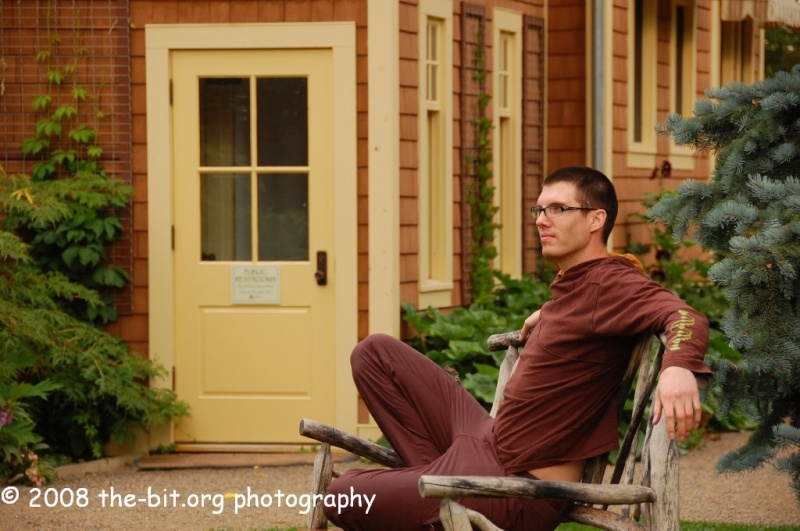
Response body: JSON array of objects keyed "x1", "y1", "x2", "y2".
[{"x1": 350, "y1": 333, "x2": 393, "y2": 372}]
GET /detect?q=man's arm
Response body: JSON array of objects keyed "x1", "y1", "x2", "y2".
[
  {"x1": 652, "y1": 305, "x2": 711, "y2": 442},
  {"x1": 594, "y1": 264, "x2": 712, "y2": 443}
]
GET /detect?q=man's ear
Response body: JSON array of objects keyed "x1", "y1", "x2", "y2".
[{"x1": 589, "y1": 209, "x2": 607, "y2": 234}]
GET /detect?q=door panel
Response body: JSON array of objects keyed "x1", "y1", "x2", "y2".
[
  {"x1": 171, "y1": 49, "x2": 334, "y2": 443},
  {"x1": 200, "y1": 308, "x2": 311, "y2": 395}
]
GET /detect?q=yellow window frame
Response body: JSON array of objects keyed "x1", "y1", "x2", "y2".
[{"x1": 418, "y1": 0, "x2": 453, "y2": 308}]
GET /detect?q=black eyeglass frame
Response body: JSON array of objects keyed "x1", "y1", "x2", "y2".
[{"x1": 530, "y1": 205, "x2": 599, "y2": 218}]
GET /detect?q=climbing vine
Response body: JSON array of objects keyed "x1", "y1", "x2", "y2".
[
  {"x1": 466, "y1": 28, "x2": 499, "y2": 305},
  {"x1": 7, "y1": 8, "x2": 132, "y2": 325}
]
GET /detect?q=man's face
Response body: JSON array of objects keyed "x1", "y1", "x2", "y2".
[{"x1": 534, "y1": 182, "x2": 598, "y2": 270}]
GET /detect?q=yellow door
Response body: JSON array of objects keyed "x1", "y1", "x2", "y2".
[{"x1": 171, "y1": 49, "x2": 334, "y2": 444}]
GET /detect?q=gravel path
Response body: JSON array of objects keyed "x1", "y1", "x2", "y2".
[
  {"x1": 677, "y1": 431, "x2": 799, "y2": 527},
  {"x1": 2, "y1": 431, "x2": 798, "y2": 530}
]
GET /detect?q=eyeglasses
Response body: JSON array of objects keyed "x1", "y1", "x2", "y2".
[{"x1": 531, "y1": 205, "x2": 598, "y2": 218}]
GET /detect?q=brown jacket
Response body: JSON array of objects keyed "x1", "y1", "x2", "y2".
[{"x1": 494, "y1": 256, "x2": 711, "y2": 473}]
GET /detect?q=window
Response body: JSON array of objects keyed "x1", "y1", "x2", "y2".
[
  {"x1": 418, "y1": 0, "x2": 453, "y2": 307},
  {"x1": 493, "y1": 10, "x2": 523, "y2": 278},
  {"x1": 629, "y1": 0, "x2": 657, "y2": 167},
  {"x1": 633, "y1": 1, "x2": 645, "y2": 144},
  {"x1": 721, "y1": 19, "x2": 754, "y2": 85},
  {"x1": 671, "y1": 1, "x2": 698, "y2": 170},
  {"x1": 673, "y1": 1, "x2": 696, "y2": 117}
]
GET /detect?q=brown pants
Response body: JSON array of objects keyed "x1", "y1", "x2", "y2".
[{"x1": 323, "y1": 334, "x2": 569, "y2": 530}]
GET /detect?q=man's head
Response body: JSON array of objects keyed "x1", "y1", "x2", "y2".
[
  {"x1": 541, "y1": 166, "x2": 618, "y2": 243},
  {"x1": 533, "y1": 167, "x2": 618, "y2": 270}
]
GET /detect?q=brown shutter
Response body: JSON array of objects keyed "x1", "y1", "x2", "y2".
[{"x1": 522, "y1": 15, "x2": 545, "y2": 274}]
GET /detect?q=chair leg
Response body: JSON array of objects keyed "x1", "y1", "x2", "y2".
[
  {"x1": 439, "y1": 499, "x2": 474, "y2": 531},
  {"x1": 646, "y1": 417, "x2": 680, "y2": 531},
  {"x1": 465, "y1": 507, "x2": 504, "y2": 531},
  {"x1": 437, "y1": 499, "x2": 507, "y2": 531},
  {"x1": 308, "y1": 442, "x2": 334, "y2": 529}
]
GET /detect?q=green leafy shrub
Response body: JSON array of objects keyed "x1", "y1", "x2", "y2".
[
  {"x1": 5, "y1": 171, "x2": 132, "y2": 324},
  {"x1": 0, "y1": 168, "x2": 189, "y2": 465},
  {"x1": 403, "y1": 272, "x2": 552, "y2": 408}
]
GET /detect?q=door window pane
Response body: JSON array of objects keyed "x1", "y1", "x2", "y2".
[
  {"x1": 257, "y1": 78, "x2": 308, "y2": 166},
  {"x1": 258, "y1": 173, "x2": 308, "y2": 261},
  {"x1": 199, "y1": 78, "x2": 251, "y2": 166},
  {"x1": 201, "y1": 173, "x2": 252, "y2": 261}
]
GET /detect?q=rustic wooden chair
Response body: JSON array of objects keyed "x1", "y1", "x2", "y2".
[{"x1": 299, "y1": 329, "x2": 686, "y2": 530}]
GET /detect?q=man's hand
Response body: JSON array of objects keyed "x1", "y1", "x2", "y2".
[
  {"x1": 652, "y1": 366, "x2": 702, "y2": 442},
  {"x1": 519, "y1": 310, "x2": 541, "y2": 341}
]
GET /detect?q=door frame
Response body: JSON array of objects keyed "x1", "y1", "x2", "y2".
[{"x1": 145, "y1": 23, "x2": 358, "y2": 449}]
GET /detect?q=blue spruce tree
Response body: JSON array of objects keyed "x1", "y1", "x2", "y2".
[{"x1": 651, "y1": 67, "x2": 800, "y2": 503}]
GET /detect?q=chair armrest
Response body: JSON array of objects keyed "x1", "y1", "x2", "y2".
[
  {"x1": 299, "y1": 418, "x2": 405, "y2": 468},
  {"x1": 418, "y1": 475, "x2": 656, "y2": 505},
  {"x1": 486, "y1": 330, "x2": 526, "y2": 351}
]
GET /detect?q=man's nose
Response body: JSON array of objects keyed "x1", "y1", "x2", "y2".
[{"x1": 535, "y1": 211, "x2": 549, "y2": 226}]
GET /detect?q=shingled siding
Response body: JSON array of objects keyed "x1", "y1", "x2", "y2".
[
  {"x1": 546, "y1": 0, "x2": 588, "y2": 174},
  {"x1": 0, "y1": 1, "x2": 135, "y2": 323}
]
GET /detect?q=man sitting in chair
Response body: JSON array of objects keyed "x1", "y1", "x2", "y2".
[{"x1": 324, "y1": 166, "x2": 712, "y2": 530}]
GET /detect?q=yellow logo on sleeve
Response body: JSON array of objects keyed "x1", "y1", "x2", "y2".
[{"x1": 668, "y1": 310, "x2": 695, "y2": 351}]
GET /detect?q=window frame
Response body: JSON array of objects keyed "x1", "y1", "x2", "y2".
[
  {"x1": 627, "y1": 0, "x2": 658, "y2": 169},
  {"x1": 721, "y1": 19, "x2": 755, "y2": 86},
  {"x1": 670, "y1": 0, "x2": 698, "y2": 170},
  {"x1": 493, "y1": 8, "x2": 523, "y2": 279},
  {"x1": 418, "y1": 0, "x2": 454, "y2": 308}
]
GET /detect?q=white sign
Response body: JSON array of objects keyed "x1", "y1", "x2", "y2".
[{"x1": 231, "y1": 265, "x2": 280, "y2": 305}]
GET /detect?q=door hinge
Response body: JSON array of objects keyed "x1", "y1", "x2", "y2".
[
  {"x1": 172, "y1": 366, "x2": 176, "y2": 390},
  {"x1": 171, "y1": 225, "x2": 175, "y2": 250},
  {"x1": 169, "y1": 79, "x2": 173, "y2": 106}
]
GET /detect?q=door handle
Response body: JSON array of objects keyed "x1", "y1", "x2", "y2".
[{"x1": 314, "y1": 251, "x2": 327, "y2": 286}]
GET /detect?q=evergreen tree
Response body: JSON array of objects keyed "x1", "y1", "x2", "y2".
[{"x1": 652, "y1": 67, "x2": 800, "y2": 503}]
